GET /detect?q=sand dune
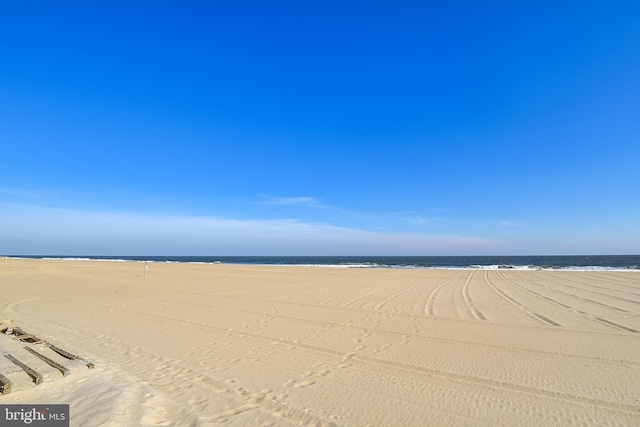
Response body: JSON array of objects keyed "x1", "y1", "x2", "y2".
[{"x1": 1, "y1": 259, "x2": 639, "y2": 426}]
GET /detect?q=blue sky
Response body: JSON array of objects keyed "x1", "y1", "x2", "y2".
[{"x1": 1, "y1": 1, "x2": 639, "y2": 255}]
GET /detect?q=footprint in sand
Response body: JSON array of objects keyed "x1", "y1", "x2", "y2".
[{"x1": 293, "y1": 380, "x2": 315, "y2": 389}]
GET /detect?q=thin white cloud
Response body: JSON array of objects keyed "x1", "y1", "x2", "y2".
[
  {"x1": 0, "y1": 203, "x2": 504, "y2": 255},
  {"x1": 353, "y1": 210, "x2": 449, "y2": 227},
  {"x1": 262, "y1": 196, "x2": 326, "y2": 208}
]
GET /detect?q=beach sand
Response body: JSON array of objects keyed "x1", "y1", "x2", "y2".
[{"x1": 0, "y1": 259, "x2": 639, "y2": 426}]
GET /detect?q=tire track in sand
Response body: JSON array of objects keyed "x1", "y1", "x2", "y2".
[
  {"x1": 424, "y1": 271, "x2": 465, "y2": 316},
  {"x1": 524, "y1": 272, "x2": 638, "y2": 312},
  {"x1": 460, "y1": 271, "x2": 486, "y2": 320},
  {"x1": 505, "y1": 271, "x2": 638, "y2": 333},
  {"x1": 483, "y1": 271, "x2": 559, "y2": 326},
  {"x1": 341, "y1": 283, "x2": 400, "y2": 308},
  {"x1": 496, "y1": 271, "x2": 564, "y2": 327},
  {"x1": 374, "y1": 272, "x2": 450, "y2": 312},
  {"x1": 96, "y1": 306, "x2": 640, "y2": 416}
]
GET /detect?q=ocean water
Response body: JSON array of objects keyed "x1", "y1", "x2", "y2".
[{"x1": 19, "y1": 255, "x2": 640, "y2": 271}]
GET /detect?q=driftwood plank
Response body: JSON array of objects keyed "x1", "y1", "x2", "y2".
[
  {"x1": 47, "y1": 344, "x2": 79, "y2": 360},
  {"x1": 4, "y1": 354, "x2": 43, "y2": 385},
  {"x1": 0, "y1": 373, "x2": 12, "y2": 394},
  {"x1": 11, "y1": 327, "x2": 44, "y2": 344},
  {"x1": 24, "y1": 347, "x2": 70, "y2": 376},
  {"x1": 48, "y1": 343, "x2": 94, "y2": 369}
]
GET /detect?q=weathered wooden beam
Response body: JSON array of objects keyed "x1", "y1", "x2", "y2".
[
  {"x1": 11, "y1": 327, "x2": 44, "y2": 344},
  {"x1": 0, "y1": 373, "x2": 12, "y2": 394},
  {"x1": 47, "y1": 343, "x2": 94, "y2": 369},
  {"x1": 47, "y1": 343, "x2": 79, "y2": 360},
  {"x1": 24, "y1": 347, "x2": 70, "y2": 376},
  {"x1": 4, "y1": 354, "x2": 43, "y2": 385}
]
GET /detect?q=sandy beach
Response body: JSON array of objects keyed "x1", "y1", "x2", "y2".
[{"x1": 0, "y1": 258, "x2": 639, "y2": 426}]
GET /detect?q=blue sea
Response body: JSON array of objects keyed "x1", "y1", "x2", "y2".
[{"x1": 19, "y1": 255, "x2": 640, "y2": 271}]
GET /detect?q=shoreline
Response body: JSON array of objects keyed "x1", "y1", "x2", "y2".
[{"x1": 4, "y1": 255, "x2": 640, "y2": 272}]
